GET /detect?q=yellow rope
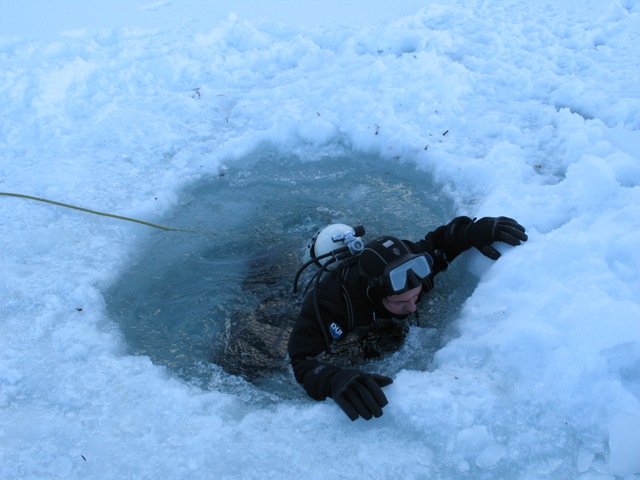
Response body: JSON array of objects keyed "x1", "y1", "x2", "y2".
[{"x1": 0, "y1": 191, "x2": 215, "y2": 236}]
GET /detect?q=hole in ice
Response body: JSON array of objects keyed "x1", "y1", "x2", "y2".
[{"x1": 105, "y1": 148, "x2": 477, "y2": 395}]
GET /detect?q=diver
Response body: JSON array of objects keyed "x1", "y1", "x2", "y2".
[{"x1": 288, "y1": 216, "x2": 528, "y2": 421}]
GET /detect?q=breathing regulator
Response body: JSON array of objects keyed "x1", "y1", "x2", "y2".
[
  {"x1": 308, "y1": 223, "x2": 365, "y2": 267},
  {"x1": 293, "y1": 223, "x2": 366, "y2": 296},
  {"x1": 292, "y1": 223, "x2": 367, "y2": 352}
]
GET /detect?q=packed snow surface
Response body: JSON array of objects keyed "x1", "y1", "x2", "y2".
[{"x1": 1, "y1": 0, "x2": 639, "y2": 478}]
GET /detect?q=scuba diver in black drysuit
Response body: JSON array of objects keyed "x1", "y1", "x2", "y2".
[
  {"x1": 213, "y1": 215, "x2": 527, "y2": 421},
  {"x1": 287, "y1": 216, "x2": 527, "y2": 421}
]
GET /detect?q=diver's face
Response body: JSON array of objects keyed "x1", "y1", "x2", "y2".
[{"x1": 382, "y1": 286, "x2": 422, "y2": 316}]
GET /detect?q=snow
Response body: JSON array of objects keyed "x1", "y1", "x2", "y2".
[{"x1": 1, "y1": 0, "x2": 640, "y2": 478}]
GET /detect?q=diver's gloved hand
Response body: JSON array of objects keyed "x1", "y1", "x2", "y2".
[
  {"x1": 464, "y1": 216, "x2": 528, "y2": 260},
  {"x1": 329, "y1": 369, "x2": 392, "y2": 421}
]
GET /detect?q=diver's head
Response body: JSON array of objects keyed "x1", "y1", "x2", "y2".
[{"x1": 359, "y1": 236, "x2": 432, "y2": 315}]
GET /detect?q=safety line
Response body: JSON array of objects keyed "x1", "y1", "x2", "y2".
[{"x1": 0, "y1": 191, "x2": 215, "y2": 235}]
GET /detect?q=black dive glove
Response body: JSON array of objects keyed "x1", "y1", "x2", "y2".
[
  {"x1": 329, "y1": 369, "x2": 393, "y2": 421},
  {"x1": 464, "y1": 216, "x2": 528, "y2": 260}
]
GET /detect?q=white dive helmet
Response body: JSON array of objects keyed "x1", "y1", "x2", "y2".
[{"x1": 307, "y1": 223, "x2": 365, "y2": 268}]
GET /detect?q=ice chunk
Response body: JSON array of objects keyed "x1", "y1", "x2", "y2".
[{"x1": 608, "y1": 412, "x2": 640, "y2": 475}]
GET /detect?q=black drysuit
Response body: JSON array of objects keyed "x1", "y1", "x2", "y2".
[{"x1": 287, "y1": 216, "x2": 477, "y2": 401}]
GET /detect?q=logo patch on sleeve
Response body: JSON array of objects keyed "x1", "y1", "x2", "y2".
[{"x1": 329, "y1": 322, "x2": 343, "y2": 339}]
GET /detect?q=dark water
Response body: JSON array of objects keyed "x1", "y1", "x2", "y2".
[{"x1": 105, "y1": 149, "x2": 477, "y2": 396}]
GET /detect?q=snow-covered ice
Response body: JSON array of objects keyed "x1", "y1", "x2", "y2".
[{"x1": 1, "y1": 0, "x2": 639, "y2": 478}]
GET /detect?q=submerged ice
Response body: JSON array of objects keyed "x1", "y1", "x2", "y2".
[{"x1": 106, "y1": 150, "x2": 476, "y2": 394}]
